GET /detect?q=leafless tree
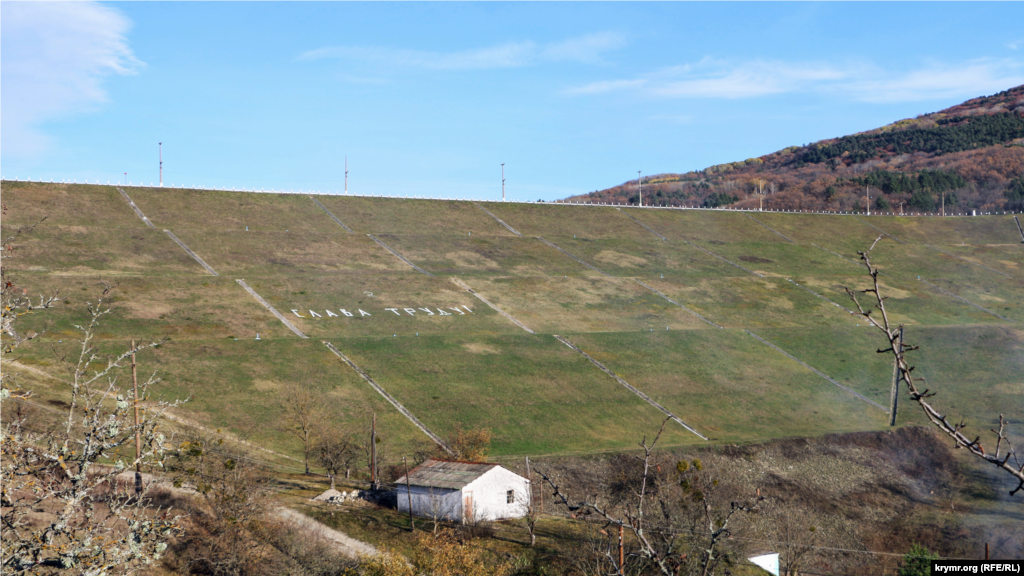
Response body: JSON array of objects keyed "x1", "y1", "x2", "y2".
[
  {"x1": 1, "y1": 218, "x2": 187, "y2": 575},
  {"x1": 280, "y1": 381, "x2": 326, "y2": 474},
  {"x1": 164, "y1": 432, "x2": 275, "y2": 576},
  {"x1": 536, "y1": 419, "x2": 764, "y2": 576},
  {"x1": 312, "y1": 428, "x2": 361, "y2": 489},
  {"x1": 845, "y1": 236, "x2": 1024, "y2": 495}
]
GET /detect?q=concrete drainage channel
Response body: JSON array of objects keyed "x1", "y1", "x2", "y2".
[
  {"x1": 366, "y1": 234, "x2": 435, "y2": 277},
  {"x1": 310, "y1": 196, "x2": 354, "y2": 232},
  {"x1": 925, "y1": 244, "x2": 1015, "y2": 279},
  {"x1": 554, "y1": 334, "x2": 708, "y2": 440},
  {"x1": 745, "y1": 213, "x2": 796, "y2": 243},
  {"x1": 116, "y1": 186, "x2": 220, "y2": 276},
  {"x1": 108, "y1": 184, "x2": 897, "y2": 459},
  {"x1": 475, "y1": 203, "x2": 522, "y2": 236},
  {"x1": 451, "y1": 277, "x2": 535, "y2": 333},
  {"x1": 323, "y1": 341, "x2": 453, "y2": 455},
  {"x1": 236, "y1": 279, "x2": 309, "y2": 338},
  {"x1": 117, "y1": 187, "x2": 156, "y2": 228},
  {"x1": 917, "y1": 278, "x2": 1012, "y2": 321},
  {"x1": 164, "y1": 230, "x2": 219, "y2": 276},
  {"x1": 535, "y1": 237, "x2": 611, "y2": 277},
  {"x1": 744, "y1": 330, "x2": 888, "y2": 413}
]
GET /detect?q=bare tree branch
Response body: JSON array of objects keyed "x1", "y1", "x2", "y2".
[{"x1": 844, "y1": 239, "x2": 1024, "y2": 495}]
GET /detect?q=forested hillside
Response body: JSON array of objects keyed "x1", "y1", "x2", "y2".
[{"x1": 573, "y1": 85, "x2": 1024, "y2": 213}]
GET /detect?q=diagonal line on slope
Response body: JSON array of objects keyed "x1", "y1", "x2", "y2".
[
  {"x1": 310, "y1": 196, "x2": 353, "y2": 232},
  {"x1": 812, "y1": 244, "x2": 1012, "y2": 322},
  {"x1": 784, "y1": 278, "x2": 858, "y2": 316},
  {"x1": 323, "y1": 341, "x2": 452, "y2": 454},
  {"x1": 366, "y1": 234, "x2": 435, "y2": 277},
  {"x1": 812, "y1": 243, "x2": 861, "y2": 267},
  {"x1": 475, "y1": 203, "x2": 522, "y2": 236},
  {"x1": 633, "y1": 280, "x2": 723, "y2": 329},
  {"x1": 450, "y1": 278, "x2": 535, "y2": 333},
  {"x1": 116, "y1": 187, "x2": 156, "y2": 228},
  {"x1": 854, "y1": 217, "x2": 905, "y2": 244},
  {"x1": 616, "y1": 208, "x2": 668, "y2": 240},
  {"x1": 683, "y1": 241, "x2": 764, "y2": 277},
  {"x1": 746, "y1": 214, "x2": 796, "y2": 243},
  {"x1": 1015, "y1": 216, "x2": 1024, "y2": 243},
  {"x1": 236, "y1": 279, "x2": 308, "y2": 338},
  {"x1": 164, "y1": 230, "x2": 219, "y2": 276},
  {"x1": 743, "y1": 330, "x2": 888, "y2": 412},
  {"x1": 917, "y1": 278, "x2": 1012, "y2": 321},
  {"x1": 553, "y1": 335, "x2": 708, "y2": 440},
  {"x1": 535, "y1": 237, "x2": 611, "y2": 276},
  {"x1": 925, "y1": 244, "x2": 1014, "y2": 279}
]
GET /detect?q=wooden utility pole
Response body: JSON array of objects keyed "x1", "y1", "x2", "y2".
[
  {"x1": 404, "y1": 456, "x2": 414, "y2": 530},
  {"x1": 941, "y1": 191, "x2": 945, "y2": 217},
  {"x1": 131, "y1": 340, "x2": 142, "y2": 495},
  {"x1": 888, "y1": 327, "x2": 904, "y2": 427},
  {"x1": 370, "y1": 414, "x2": 378, "y2": 491},
  {"x1": 865, "y1": 186, "x2": 870, "y2": 216},
  {"x1": 525, "y1": 456, "x2": 531, "y2": 508}
]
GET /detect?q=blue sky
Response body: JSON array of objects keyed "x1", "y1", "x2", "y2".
[{"x1": 3, "y1": 2, "x2": 1023, "y2": 201}]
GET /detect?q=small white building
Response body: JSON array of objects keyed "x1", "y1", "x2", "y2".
[{"x1": 395, "y1": 459, "x2": 530, "y2": 523}]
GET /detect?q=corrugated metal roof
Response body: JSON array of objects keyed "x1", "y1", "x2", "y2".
[{"x1": 394, "y1": 459, "x2": 499, "y2": 490}]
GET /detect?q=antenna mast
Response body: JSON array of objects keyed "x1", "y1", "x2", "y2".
[
  {"x1": 345, "y1": 156, "x2": 349, "y2": 194},
  {"x1": 501, "y1": 163, "x2": 505, "y2": 202},
  {"x1": 159, "y1": 142, "x2": 163, "y2": 187},
  {"x1": 638, "y1": 171, "x2": 642, "y2": 207}
]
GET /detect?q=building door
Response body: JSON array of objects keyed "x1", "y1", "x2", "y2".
[{"x1": 463, "y1": 491, "x2": 474, "y2": 524}]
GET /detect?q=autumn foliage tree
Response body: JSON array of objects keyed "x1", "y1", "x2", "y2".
[{"x1": 435, "y1": 424, "x2": 492, "y2": 462}]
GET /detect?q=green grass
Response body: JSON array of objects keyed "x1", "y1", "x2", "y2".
[
  {"x1": 3, "y1": 181, "x2": 1020, "y2": 464},
  {"x1": 566, "y1": 330, "x2": 889, "y2": 443}
]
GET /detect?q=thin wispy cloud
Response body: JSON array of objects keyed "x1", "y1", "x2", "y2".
[
  {"x1": 1, "y1": 1, "x2": 143, "y2": 158},
  {"x1": 299, "y1": 32, "x2": 625, "y2": 71},
  {"x1": 566, "y1": 57, "x2": 1024, "y2": 103},
  {"x1": 840, "y1": 60, "x2": 1024, "y2": 103}
]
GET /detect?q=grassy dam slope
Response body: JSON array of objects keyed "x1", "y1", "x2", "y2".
[{"x1": 3, "y1": 180, "x2": 1022, "y2": 464}]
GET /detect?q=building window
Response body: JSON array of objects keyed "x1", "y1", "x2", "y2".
[{"x1": 506, "y1": 490, "x2": 515, "y2": 504}]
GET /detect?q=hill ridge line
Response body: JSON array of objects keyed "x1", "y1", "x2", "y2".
[
  {"x1": 323, "y1": 341, "x2": 452, "y2": 454},
  {"x1": 450, "y1": 278, "x2": 535, "y2": 334},
  {"x1": 235, "y1": 279, "x2": 308, "y2": 338},
  {"x1": 553, "y1": 334, "x2": 708, "y2": 441}
]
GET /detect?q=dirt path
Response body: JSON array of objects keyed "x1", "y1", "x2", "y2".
[
  {"x1": 275, "y1": 507, "x2": 378, "y2": 559},
  {"x1": 114, "y1": 471, "x2": 378, "y2": 560}
]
